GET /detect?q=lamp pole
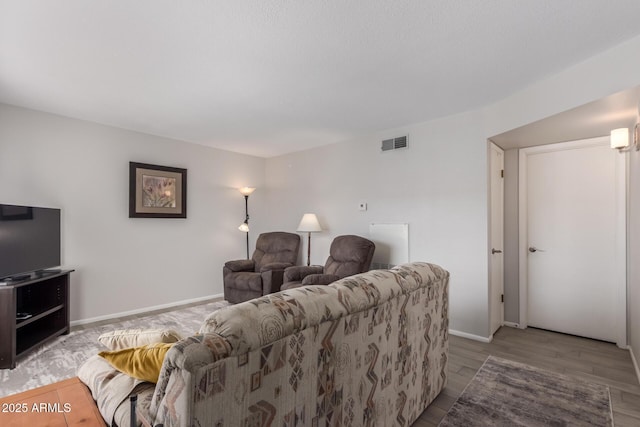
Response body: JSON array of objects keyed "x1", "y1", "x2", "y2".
[
  {"x1": 238, "y1": 187, "x2": 255, "y2": 259},
  {"x1": 244, "y1": 195, "x2": 249, "y2": 259},
  {"x1": 305, "y1": 231, "x2": 312, "y2": 266},
  {"x1": 296, "y1": 213, "x2": 322, "y2": 266}
]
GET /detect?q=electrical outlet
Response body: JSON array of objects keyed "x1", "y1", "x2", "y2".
[{"x1": 358, "y1": 202, "x2": 367, "y2": 211}]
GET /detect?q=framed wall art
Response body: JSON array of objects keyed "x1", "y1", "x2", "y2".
[
  {"x1": 0, "y1": 204, "x2": 33, "y2": 220},
  {"x1": 129, "y1": 162, "x2": 187, "y2": 218}
]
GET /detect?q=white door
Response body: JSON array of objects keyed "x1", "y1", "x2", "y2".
[
  {"x1": 489, "y1": 143, "x2": 504, "y2": 335},
  {"x1": 523, "y1": 138, "x2": 624, "y2": 343}
]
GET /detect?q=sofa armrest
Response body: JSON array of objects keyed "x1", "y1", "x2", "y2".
[
  {"x1": 224, "y1": 259, "x2": 255, "y2": 272},
  {"x1": 284, "y1": 265, "x2": 324, "y2": 282},
  {"x1": 301, "y1": 273, "x2": 340, "y2": 286},
  {"x1": 162, "y1": 334, "x2": 230, "y2": 374},
  {"x1": 147, "y1": 334, "x2": 231, "y2": 426}
]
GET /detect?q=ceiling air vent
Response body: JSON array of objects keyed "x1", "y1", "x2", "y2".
[{"x1": 381, "y1": 135, "x2": 408, "y2": 152}]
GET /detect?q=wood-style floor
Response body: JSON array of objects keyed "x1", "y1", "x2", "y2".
[{"x1": 415, "y1": 326, "x2": 640, "y2": 426}]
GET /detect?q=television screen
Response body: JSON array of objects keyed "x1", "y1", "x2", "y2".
[{"x1": 0, "y1": 204, "x2": 61, "y2": 280}]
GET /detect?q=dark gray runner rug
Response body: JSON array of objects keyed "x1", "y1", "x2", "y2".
[
  {"x1": 0, "y1": 300, "x2": 230, "y2": 397},
  {"x1": 439, "y1": 355, "x2": 613, "y2": 426}
]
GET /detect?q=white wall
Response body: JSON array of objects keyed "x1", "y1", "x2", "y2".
[
  {"x1": 266, "y1": 111, "x2": 490, "y2": 338},
  {"x1": 0, "y1": 104, "x2": 266, "y2": 322},
  {"x1": 629, "y1": 109, "x2": 640, "y2": 374},
  {"x1": 484, "y1": 35, "x2": 640, "y2": 137}
]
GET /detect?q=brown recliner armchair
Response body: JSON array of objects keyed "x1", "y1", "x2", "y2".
[
  {"x1": 281, "y1": 234, "x2": 375, "y2": 290},
  {"x1": 223, "y1": 231, "x2": 300, "y2": 304}
]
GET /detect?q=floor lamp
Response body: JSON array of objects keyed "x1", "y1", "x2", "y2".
[
  {"x1": 238, "y1": 187, "x2": 255, "y2": 259},
  {"x1": 297, "y1": 213, "x2": 322, "y2": 266}
]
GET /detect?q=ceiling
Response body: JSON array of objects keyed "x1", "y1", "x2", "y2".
[{"x1": 2, "y1": 1, "x2": 640, "y2": 158}]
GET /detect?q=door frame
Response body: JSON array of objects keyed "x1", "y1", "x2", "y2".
[
  {"x1": 488, "y1": 141, "x2": 504, "y2": 338},
  {"x1": 518, "y1": 137, "x2": 627, "y2": 347}
]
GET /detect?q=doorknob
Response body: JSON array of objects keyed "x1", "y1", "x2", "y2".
[
  {"x1": 529, "y1": 246, "x2": 545, "y2": 253},
  {"x1": 491, "y1": 248, "x2": 502, "y2": 254}
]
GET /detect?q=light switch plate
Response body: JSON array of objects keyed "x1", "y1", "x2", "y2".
[{"x1": 358, "y1": 202, "x2": 367, "y2": 211}]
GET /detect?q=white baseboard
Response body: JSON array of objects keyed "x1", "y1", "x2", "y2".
[
  {"x1": 449, "y1": 329, "x2": 492, "y2": 343},
  {"x1": 503, "y1": 321, "x2": 522, "y2": 329},
  {"x1": 630, "y1": 346, "x2": 640, "y2": 386},
  {"x1": 70, "y1": 293, "x2": 224, "y2": 326}
]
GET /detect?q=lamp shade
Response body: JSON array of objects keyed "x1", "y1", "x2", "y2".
[
  {"x1": 239, "y1": 187, "x2": 256, "y2": 196},
  {"x1": 611, "y1": 128, "x2": 629, "y2": 149},
  {"x1": 238, "y1": 222, "x2": 249, "y2": 232},
  {"x1": 297, "y1": 213, "x2": 322, "y2": 232}
]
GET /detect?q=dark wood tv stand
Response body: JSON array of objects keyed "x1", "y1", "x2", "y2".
[{"x1": 0, "y1": 270, "x2": 73, "y2": 369}]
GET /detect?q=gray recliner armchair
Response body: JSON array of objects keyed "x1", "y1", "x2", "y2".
[
  {"x1": 223, "y1": 231, "x2": 300, "y2": 304},
  {"x1": 281, "y1": 234, "x2": 375, "y2": 290}
]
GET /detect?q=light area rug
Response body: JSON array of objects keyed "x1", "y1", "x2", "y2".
[
  {"x1": 0, "y1": 300, "x2": 230, "y2": 398},
  {"x1": 439, "y1": 355, "x2": 613, "y2": 426}
]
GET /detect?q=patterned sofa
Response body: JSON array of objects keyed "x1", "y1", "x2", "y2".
[{"x1": 81, "y1": 262, "x2": 449, "y2": 426}]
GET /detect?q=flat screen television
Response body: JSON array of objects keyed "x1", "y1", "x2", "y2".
[{"x1": 0, "y1": 204, "x2": 61, "y2": 280}]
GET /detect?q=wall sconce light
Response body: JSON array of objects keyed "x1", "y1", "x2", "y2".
[
  {"x1": 610, "y1": 128, "x2": 629, "y2": 149},
  {"x1": 611, "y1": 125, "x2": 639, "y2": 152},
  {"x1": 297, "y1": 213, "x2": 322, "y2": 266},
  {"x1": 238, "y1": 187, "x2": 255, "y2": 259}
]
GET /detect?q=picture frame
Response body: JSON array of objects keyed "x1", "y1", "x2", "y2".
[
  {"x1": 0, "y1": 205, "x2": 33, "y2": 221},
  {"x1": 129, "y1": 162, "x2": 187, "y2": 218}
]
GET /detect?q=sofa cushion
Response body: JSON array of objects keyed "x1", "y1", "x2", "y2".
[
  {"x1": 324, "y1": 258, "x2": 363, "y2": 277},
  {"x1": 251, "y1": 232, "x2": 300, "y2": 271},
  {"x1": 283, "y1": 265, "x2": 323, "y2": 282},
  {"x1": 99, "y1": 343, "x2": 173, "y2": 383},
  {"x1": 323, "y1": 235, "x2": 375, "y2": 276},
  {"x1": 98, "y1": 328, "x2": 182, "y2": 350}
]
